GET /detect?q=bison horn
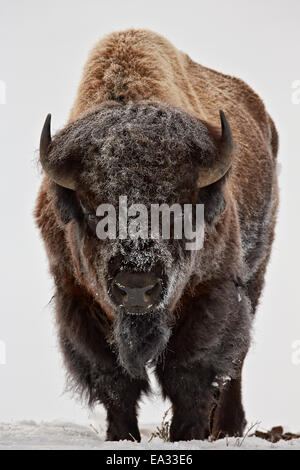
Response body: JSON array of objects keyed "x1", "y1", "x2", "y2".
[
  {"x1": 40, "y1": 114, "x2": 76, "y2": 190},
  {"x1": 197, "y1": 110, "x2": 233, "y2": 188}
]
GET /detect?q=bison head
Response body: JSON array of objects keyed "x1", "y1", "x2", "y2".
[{"x1": 39, "y1": 100, "x2": 233, "y2": 377}]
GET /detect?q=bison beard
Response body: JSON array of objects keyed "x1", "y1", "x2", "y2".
[{"x1": 113, "y1": 308, "x2": 171, "y2": 378}]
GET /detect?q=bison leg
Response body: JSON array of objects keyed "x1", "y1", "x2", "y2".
[
  {"x1": 56, "y1": 285, "x2": 150, "y2": 442},
  {"x1": 209, "y1": 264, "x2": 268, "y2": 439},
  {"x1": 61, "y1": 333, "x2": 149, "y2": 441},
  {"x1": 210, "y1": 262, "x2": 269, "y2": 439},
  {"x1": 156, "y1": 361, "x2": 216, "y2": 441},
  {"x1": 211, "y1": 371, "x2": 247, "y2": 439},
  {"x1": 211, "y1": 262, "x2": 266, "y2": 440},
  {"x1": 155, "y1": 278, "x2": 252, "y2": 442},
  {"x1": 105, "y1": 381, "x2": 146, "y2": 442}
]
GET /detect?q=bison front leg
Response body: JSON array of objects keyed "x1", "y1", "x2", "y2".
[
  {"x1": 104, "y1": 375, "x2": 148, "y2": 442},
  {"x1": 211, "y1": 375, "x2": 247, "y2": 439},
  {"x1": 211, "y1": 354, "x2": 247, "y2": 439},
  {"x1": 156, "y1": 280, "x2": 251, "y2": 442},
  {"x1": 156, "y1": 361, "x2": 216, "y2": 441},
  {"x1": 56, "y1": 285, "x2": 149, "y2": 442},
  {"x1": 61, "y1": 332, "x2": 149, "y2": 442}
]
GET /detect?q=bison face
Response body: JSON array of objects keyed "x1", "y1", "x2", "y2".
[{"x1": 39, "y1": 100, "x2": 233, "y2": 377}]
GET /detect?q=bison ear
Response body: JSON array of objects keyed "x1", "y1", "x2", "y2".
[
  {"x1": 40, "y1": 114, "x2": 77, "y2": 191},
  {"x1": 197, "y1": 110, "x2": 233, "y2": 188},
  {"x1": 198, "y1": 178, "x2": 227, "y2": 225},
  {"x1": 53, "y1": 184, "x2": 83, "y2": 225}
]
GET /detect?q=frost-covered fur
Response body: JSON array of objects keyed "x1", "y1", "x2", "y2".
[{"x1": 35, "y1": 29, "x2": 279, "y2": 442}]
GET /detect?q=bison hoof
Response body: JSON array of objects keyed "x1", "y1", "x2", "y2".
[
  {"x1": 170, "y1": 420, "x2": 206, "y2": 442},
  {"x1": 212, "y1": 417, "x2": 247, "y2": 440},
  {"x1": 212, "y1": 405, "x2": 247, "y2": 440},
  {"x1": 106, "y1": 427, "x2": 141, "y2": 442}
]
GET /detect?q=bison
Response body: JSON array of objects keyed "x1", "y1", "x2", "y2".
[{"x1": 35, "y1": 29, "x2": 279, "y2": 442}]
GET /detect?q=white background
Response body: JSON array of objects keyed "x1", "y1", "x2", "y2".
[{"x1": 0, "y1": 0, "x2": 299, "y2": 429}]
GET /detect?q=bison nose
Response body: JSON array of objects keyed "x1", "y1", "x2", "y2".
[{"x1": 111, "y1": 272, "x2": 162, "y2": 312}]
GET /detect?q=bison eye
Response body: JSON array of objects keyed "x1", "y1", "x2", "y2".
[
  {"x1": 85, "y1": 212, "x2": 99, "y2": 232},
  {"x1": 87, "y1": 213, "x2": 97, "y2": 222},
  {"x1": 79, "y1": 203, "x2": 99, "y2": 232}
]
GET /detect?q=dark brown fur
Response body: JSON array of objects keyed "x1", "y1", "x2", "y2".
[{"x1": 35, "y1": 29, "x2": 278, "y2": 442}]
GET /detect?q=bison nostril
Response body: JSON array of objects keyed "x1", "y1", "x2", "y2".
[
  {"x1": 145, "y1": 283, "x2": 156, "y2": 296},
  {"x1": 145, "y1": 281, "x2": 161, "y2": 301},
  {"x1": 110, "y1": 272, "x2": 163, "y2": 312},
  {"x1": 112, "y1": 281, "x2": 128, "y2": 305},
  {"x1": 114, "y1": 282, "x2": 127, "y2": 297}
]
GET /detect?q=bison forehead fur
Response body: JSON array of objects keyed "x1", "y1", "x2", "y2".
[
  {"x1": 47, "y1": 100, "x2": 219, "y2": 205},
  {"x1": 35, "y1": 28, "x2": 279, "y2": 442}
]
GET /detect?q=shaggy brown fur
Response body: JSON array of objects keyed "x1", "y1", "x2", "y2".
[{"x1": 35, "y1": 29, "x2": 278, "y2": 442}]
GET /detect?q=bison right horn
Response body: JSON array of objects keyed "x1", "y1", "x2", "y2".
[
  {"x1": 40, "y1": 114, "x2": 77, "y2": 191},
  {"x1": 197, "y1": 110, "x2": 234, "y2": 188}
]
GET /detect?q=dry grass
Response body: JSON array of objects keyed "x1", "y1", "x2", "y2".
[
  {"x1": 235, "y1": 421, "x2": 260, "y2": 447},
  {"x1": 149, "y1": 409, "x2": 262, "y2": 447},
  {"x1": 148, "y1": 407, "x2": 171, "y2": 442}
]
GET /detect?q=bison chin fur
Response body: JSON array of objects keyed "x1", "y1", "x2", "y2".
[{"x1": 113, "y1": 308, "x2": 171, "y2": 378}]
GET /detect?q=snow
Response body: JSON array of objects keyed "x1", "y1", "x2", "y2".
[{"x1": 1, "y1": 419, "x2": 300, "y2": 450}]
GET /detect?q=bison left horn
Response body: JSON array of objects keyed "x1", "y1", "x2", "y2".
[
  {"x1": 40, "y1": 114, "x2": 76, "y2": 190},
  {"x1": 197, "y1": 110, "x2": 233, "y2": 188}
]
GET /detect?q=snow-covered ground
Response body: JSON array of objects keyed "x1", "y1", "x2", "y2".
[{"x1": 1, "y1": 419, "x2": 300, "y2": 450}]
